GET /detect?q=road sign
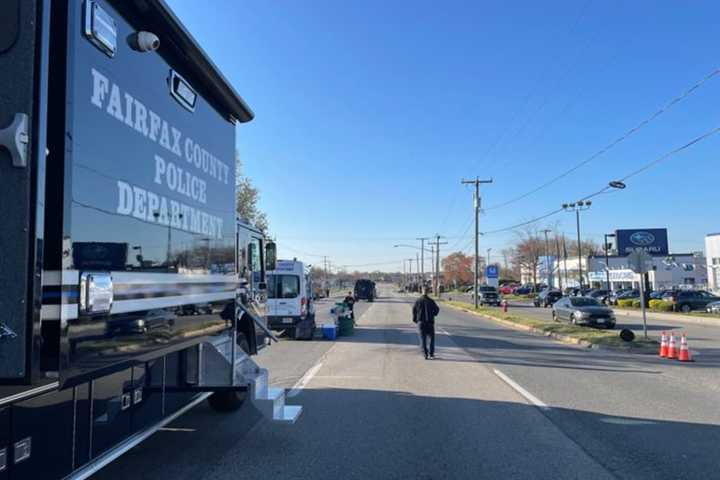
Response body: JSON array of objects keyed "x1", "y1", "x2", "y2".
[
  {"x1": 486, "y1": 265, "x2": 498, "y2": 279},
  {"x1": 627, "y1": 249, "x2": 653, "y2": 274}
]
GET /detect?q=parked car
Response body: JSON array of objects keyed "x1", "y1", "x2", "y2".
[
  {"x1": 650, "y1": 289, "x2": 674, "y2": 300},
  {"x1": 499, "y1": 284, "x2": 518, "y2": 295},
  {"x1": 587, "y1": 289, "x2": 610, "y2": 303},
  {"x1": 706, "y1": 301, "x2": 720, "y2": 314},
  {"x1": 614, "y1": 289, "x2": 640, "y2": 303},
  {"x1": 533, "y1": 289, "x2": 563, "y2": 308},
  {"x1": 514, "y1": 285, "x2": 533, "y2": 295},
  {"x1": 552, "y1": 296, "x2": 616, "y2": 329},
  {"x1": 662, "y1": 290, "x2": 720, "y2": 312},
  {"x1": 473, "y1": 286, "x2": 501, "y2": 306},
  {"x1": 608, "y1": 289, "x2": 630, "y2": 305}
]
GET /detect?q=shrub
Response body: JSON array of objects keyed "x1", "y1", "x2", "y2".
[
  {"x1": 632, "y1": 299, "x2": 642, "y2": 308},
  {"x1": 617, "y1": 299, "x2": 635, "y2": 308},
  {"x1": 651, "y1": 300, "x2": 673, "y2": 312}
]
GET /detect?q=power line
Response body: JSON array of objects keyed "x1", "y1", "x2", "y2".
[
  {"x1": 481, "y1": 123, "x2": 720, "y2": 236},
  {"x1": 485, "y1": 66, "x2": 720, "y2": 211}
]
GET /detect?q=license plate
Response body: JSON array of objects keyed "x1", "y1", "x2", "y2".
[
  {"x1": 282, "y1": 317, "x2": 294, "y2": 324},
  {"x1": 595, "y1": 318, "x2": 605, "y2": 323}
]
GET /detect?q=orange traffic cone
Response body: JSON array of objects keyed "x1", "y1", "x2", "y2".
[
  {"x1": 678, "y1": 334, "x2": 692, "y2": 362},
  {"x1": 667, "y1": 332, "x2": 677, "y2": 359},
  {"x1": 659, "y1": 332, "x2": 668, "y2": 358}
]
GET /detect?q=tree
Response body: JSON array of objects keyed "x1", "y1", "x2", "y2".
[
  {"x1": 442, "y1": 252, "x2": 474, "y2": 287},
  {"x1": 236, "y1": 152, "x2": 269, "y2": 234},
  {"x1": 511, "y1": 228, "x2": 544, "y2": 289}
]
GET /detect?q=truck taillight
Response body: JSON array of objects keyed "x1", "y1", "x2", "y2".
[{"x1": 301, "y1": 297, "x2": 307, "y2": 313}]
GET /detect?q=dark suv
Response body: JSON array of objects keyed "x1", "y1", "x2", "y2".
[
  {"x1": 662, "y1": 290, "x2": 720, "y2": 312},
  {"x1": 533, "y1": 289, "x2": 563, "y2": 308},
  {"x1": 475, "y1": 286, "x2": 500, "y2": 306},
  {"x1": 354, "y1": 279, "x2": 376, "y2": 302}
]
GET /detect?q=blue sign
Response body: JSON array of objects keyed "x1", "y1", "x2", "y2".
[
  {"x1": 615, "y1": 228, "x2": 668, "y2": 256},
  {"x1": 486, "y1": 265, "x2": 499, "y2": 279}
]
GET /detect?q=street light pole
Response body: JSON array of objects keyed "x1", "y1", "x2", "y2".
[
  {"x1": 604, "y1": 233, "x2": 616, "y2": 291},
  {"x1": 562, "y1": 201, "x2": 592, "y2": 290},
  {"x1": 542, "y1": 229, "x2": 551, "y2": 288},
  {"x1": 417, "y1": 237, "x2": 429, "y2": 287}
]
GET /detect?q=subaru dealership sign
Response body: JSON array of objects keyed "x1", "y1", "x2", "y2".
[{"x1": 615, "y1": 228, "x2": 668, "y2": 256}]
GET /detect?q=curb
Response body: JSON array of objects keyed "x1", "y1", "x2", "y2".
[{"x1": 441, "y1": 301, "x2": 657, "y2": 354}]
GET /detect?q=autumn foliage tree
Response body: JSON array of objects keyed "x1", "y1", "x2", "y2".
[
  {"x1": 442, "y1": 252, "x2": 474, "y2": 287},
  {"x1": 236, "y1": 152, "x2": 269, "y2": 234}
]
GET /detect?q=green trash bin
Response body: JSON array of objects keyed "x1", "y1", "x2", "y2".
[{"x1": 338, "y1": 314, "x2": 354, "y2": 336}]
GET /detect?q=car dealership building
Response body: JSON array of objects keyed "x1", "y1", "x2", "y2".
[{"x1": 548, "y1": 228, "x2": 707, "y2": 291}]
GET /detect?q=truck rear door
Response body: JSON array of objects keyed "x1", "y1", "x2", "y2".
[{"x1": 0, "y1": 0, "x2": 48, "y2": 383}]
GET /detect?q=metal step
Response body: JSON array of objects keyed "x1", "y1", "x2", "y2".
[
  {"x1": 245, "y1": 368, "x2": 303, "y2": 424},
  {"x1": 205, "y1": 337, "x2": 303, "y2": 423}
]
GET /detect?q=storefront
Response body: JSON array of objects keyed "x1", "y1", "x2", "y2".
[
  {"x1": 586, "y1": 253, "x2": 707, "y2": 291},
  {"x1": 706, "y1": 233, "x2": 720, "y2": 294}
]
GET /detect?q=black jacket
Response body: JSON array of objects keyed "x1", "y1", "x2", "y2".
[{"x1": 413, "y1": 295, "x2": 439, "y2": 327}]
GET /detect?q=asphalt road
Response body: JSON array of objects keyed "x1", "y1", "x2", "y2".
[{"x1": 94, "y1": 286, "x2": 720, "y2": 480}]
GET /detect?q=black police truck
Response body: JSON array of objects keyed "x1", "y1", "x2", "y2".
[{"x1": 0, "y1": 1, "x2": 300, "y2": 478}]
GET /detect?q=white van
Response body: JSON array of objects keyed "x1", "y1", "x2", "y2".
[{"x1": 266, "y1": 259, "x2": 316, "y2": 339}]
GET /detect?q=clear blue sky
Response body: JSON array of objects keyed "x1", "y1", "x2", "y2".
[{"x1": 168, "y1": 0, "x2": 719, "y2": 272}]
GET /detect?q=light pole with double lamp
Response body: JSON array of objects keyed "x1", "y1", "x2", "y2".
[
  {"x1": 561, "y1": 201, "x2": 591, "y2": 290},
  {"x1": 604, "y1": 233, "x2": 616, "y2": 291}
]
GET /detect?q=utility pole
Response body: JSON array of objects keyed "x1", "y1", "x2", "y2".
[
  {"x1": 417, "y1": 237, "x2": 430, "y2": 287},
  {"x1": 461, "y1": 177, "x2": 493, "y2": 308},
  {"x1": 416, "y1": 252, "x2": 420, "y2": 288},
  {"x1": 554, "y1": 235, "x2": 563, "y2": 291},
  {"x1": 541, "y1": 229, "x2": 552, "y2": 288},
  {"x1": 431, "y1": 235, "x2": 448, "y2": 297}
]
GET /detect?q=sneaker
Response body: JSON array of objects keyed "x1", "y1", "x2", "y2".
[
  {"x1": 424, "y1": 354, "x2": 428, "y2": 360},
  {"x1": 429, "y1": 355, "x2": 435, "y2": 360}
]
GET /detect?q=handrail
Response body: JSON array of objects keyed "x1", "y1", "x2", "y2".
[{"x1": 240, "y1": 303, "x2": 279, "y2": 343}]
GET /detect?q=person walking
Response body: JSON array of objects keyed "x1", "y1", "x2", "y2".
[
  {"x1": 413, "y1": 286, "x2": 440, "y2": 359},
  {"x1": 343, "y1": 291, "x2": 355, "y2": 322}
]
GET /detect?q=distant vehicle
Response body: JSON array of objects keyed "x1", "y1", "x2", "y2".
[
  {"x1": 533, "y1": 289, "x2": 563, "y2": 308},
  {"x1": 662, "y1": 290, "x2": 720, "y2": 313},
  {"x1": 267, "y1": 260, "x2": 316, "y2": 339},
  {"x1": 354, "y1": 279, "x2": 377, "y2": 301},
  {"x1": 615, "y1": 289, "x2": 640, "y2": 303},
  {"x1": 587, "y1": 289, "x2": 610, "y2": 303},
  {"x1": 552, "y1": 296, "x2": 616, "y2": 329},
  {"x1": 706, "y1": 301, "x2": 720, "y2": 314},
  {"x1": 474, "y1": 286, "x2": 501, "y2": 306},
  {"x1": 514, "y1": 285, "x2": 533, "y2": 295},
  {"x1": 563, "y1": 287, "x2": 592, "y2": 297},
  {"x1": 650, "y1": 289, "x2": 673, "y2": 300},
  {"x1": 499, "y1": 284, "x2": 518, "y2": 295}
]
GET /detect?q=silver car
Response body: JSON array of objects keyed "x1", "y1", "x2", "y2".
[{"x1": 706, "y1": 300, "x2": 720, "y2": 314}]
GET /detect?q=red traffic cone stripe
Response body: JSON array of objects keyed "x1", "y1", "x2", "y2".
[
  {"x1": 667, "y1": 332, "x2": 677, "y2": 359},
  {"x1": 659, "y1": 332, "x2": 668, "y2": 358},
  {"x1": 678, "y1": 334, "x2": 692, "y2": 362}
]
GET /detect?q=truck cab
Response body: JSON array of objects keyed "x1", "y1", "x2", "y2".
[{"x1": 266, "y1": 260, "x2": 316, "y2": 339}]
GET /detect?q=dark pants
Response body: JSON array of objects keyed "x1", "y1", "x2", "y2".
[{"x1": 418, "y1": 324, "x2": 435, "y2": 357}]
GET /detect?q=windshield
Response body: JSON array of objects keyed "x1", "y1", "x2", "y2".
[
  {"x1": 267, "y1": 274, "x2": 300, "y2": 299},
  {"x1": 570, "y1": 297, "x2": 600, "y2": 307}
]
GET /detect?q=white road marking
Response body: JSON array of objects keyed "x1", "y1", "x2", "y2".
[
  {"x1": 288, "y1": 361, "x2": 324, "y2": 398},
  {"x1": 159, "y1": 427, "x2": 196, "y2": 432},
  {"x1": 493, "y1": 369, "x2": 549, "y2": 410}
]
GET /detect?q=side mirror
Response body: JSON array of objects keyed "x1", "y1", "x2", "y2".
[{"x1": 265, "y1": 241, "x2": 277, "y2": 271}]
